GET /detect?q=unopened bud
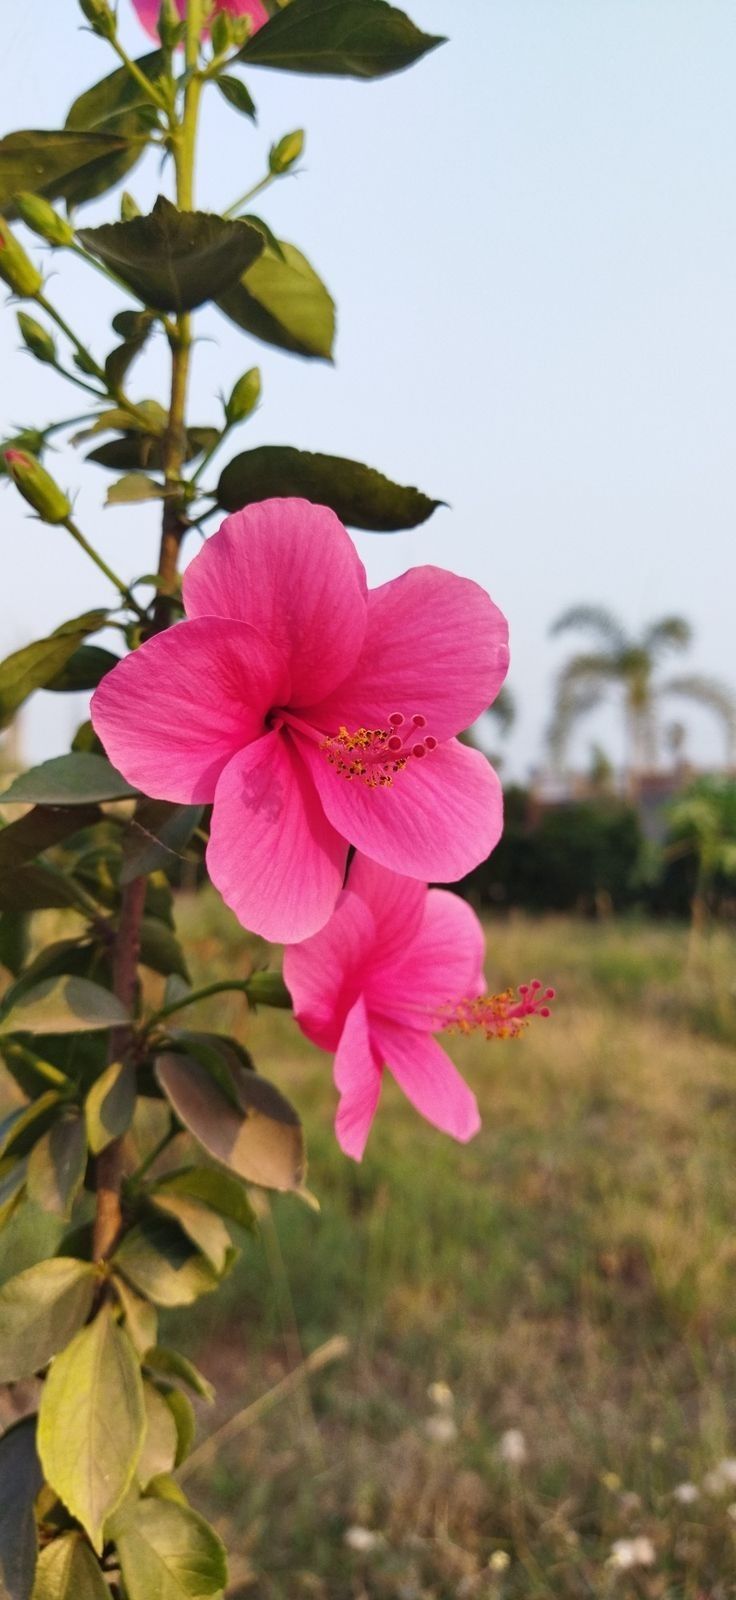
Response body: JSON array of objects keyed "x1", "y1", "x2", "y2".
[
  {"x1": 78, "y1": 0, "x2": 116, "y2": 38},
  {"x1": 0, "y1": 220, "x2": 42, "y2": 298},
  {"x1": 120, "y1": 191, "x2": 141, "y2": 221},
  {"x1": 17, "y1": 312, "x2": 57, "y2": 366},
  {"x1": 225, "y1": 366, "x2": 261, "y2": 424},
  {"x1": 211, "y1": 11, "x2": 235, "y2": 53},
  {"x1": 269, "y1": 130, "x2": 304, "y2": 176},
  {"x1": 231, "y1": 16, "x2": 255, "y2": 47},
  {"x1": 245, "y1": 971, "x2": 292, "y2": 1010},
  {"x1": 3, "y1": 451, "x2": 71, "y2": 524},
  {"x1": 14, "y1": 193, "x2": 75, "y2": 249},
  {"x1": 73, "y1": 348, "x2": 101, "y2": 379},
  {"x1": 158, "y1": 0, "x2": 184, "y2": 49}
]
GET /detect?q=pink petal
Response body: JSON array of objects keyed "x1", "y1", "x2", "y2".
[
  {"x1": 283, "y1": 893, "x2": 376, "y2": 1051},
  {"x1": 333, "y1": 996, "x2": 383, "y2": 1161},
  {"x1": 183, "y1": 500, "x2": 368, "y2": 705},
  {"x1": 301, "y1": 736, "x2": 504, "y2": 882},
  {"x1": 370, "y1": 1018, "x2": 481, "y2": 1143},
  {"x1": 344, "y1": 854, "x2": 427, "y2": 961},
  {"x1": 304, "y1": 566, "x2": 509, "y2": 744},
  {"x1": 208, "y1": 731, "x2": 347, "y2": 942},
  {"x1": 367, "y1": 888, "x2": 486, "y2": 1028},
  {"x1": 91, "y1": 618, "x2": 288, "y2": 803},
  {"x1": 131, "y1": 0, "x2": 163, "y2": 36}
]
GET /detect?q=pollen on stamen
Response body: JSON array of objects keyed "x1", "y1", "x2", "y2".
[
  {"x1": 440, "y1": 981, "x2": 556, "y2": 1041},
  {"x1": 320, "y1": 711, "x2": 437, "y2": 788}
]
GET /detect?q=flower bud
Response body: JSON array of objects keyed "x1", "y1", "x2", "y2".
[
  {"x1": 73, "y1": 348, "x2": 101, "y2": 379},
  {"x1": 17, "y1": 312, "x2": 57, "y2": 366},
  {"x1": 0, "y1": 429, "x2": 46, "y2": 476},
  {"x1": 3, "y1": 451, "x2": 71, "y2": 524},
  {"x1": 210, "y1": 10, "x2": 235, "y2": 53},
  {"x1": 157, "y1": 0, "x2": 185, "y2": 50},
  {"x1": 120, "y1": 191, "x2": 141, "y2": 221},
  {"x1": 0, "y1": 220, "x2": 42, "y2": 298},
  {"x1": 78, "y1": 0, "x2": 116, "y2": 38},
  {"x1": 269, "y1": 130, "x2": 305, "y2": 176},
  {"x1": 14, "y1": 193, "x2": 75, "y2": 249},
  {"x1": 225, "y1": 367, "x2": 261, "y2": 425}
]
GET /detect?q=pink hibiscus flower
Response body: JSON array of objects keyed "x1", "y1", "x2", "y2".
[
  {"x1": 91, "y1": 499, "x2": 509, "y2": 943},
  {"x1": 283, "y1": 854, "x2": 555, "y2": 1160},
  {"x1": 132, "y1": 0, "x2": 268, "y2": 41}
]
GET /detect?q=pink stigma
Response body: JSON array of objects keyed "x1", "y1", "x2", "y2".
[
  {"x1": 441, "y1": 980, "x2": 556, "y2": 1041},
  {"x1": 320, "y1": 711, "x2": 436, "y2": 788}
]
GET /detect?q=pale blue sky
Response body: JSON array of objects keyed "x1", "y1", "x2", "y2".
[{"x1": 2, "y1": 1, "x2": 735, "y2": 777}]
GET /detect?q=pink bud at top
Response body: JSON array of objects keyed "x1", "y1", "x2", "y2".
[{"x1": 131, "y1": 0, "x2": 268, "y2": 41}]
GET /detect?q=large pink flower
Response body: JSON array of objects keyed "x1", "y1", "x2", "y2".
[
  {"x1": 132, "y1": 0, "x2": 268, "y2": 41},
  {"x1": 91, "y1": 499, "x2": 509, "y2": 943},
  {"x1": 284, "y1": 855, "x2": 555, "y2": 1160}
]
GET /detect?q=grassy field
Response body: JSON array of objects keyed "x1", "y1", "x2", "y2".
[{"x1": 153, "y1": 901, "x2": 736, "y2": 1599}]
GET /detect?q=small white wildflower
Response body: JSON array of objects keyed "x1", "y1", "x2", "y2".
[
  {"x1": 673, "y1": 1482, "x2": 699, "y2": 1505},
  {"x1": 489, "y1": 1550, "x2": 511, "y2": 1572},
  {"x1": 608, "y1": 1536, "x2": 655, "y2": 1570},
  {"x1": 619, "y1": 1491, "x2": 642, "y2": 1515},
  {"x1": 499, "y1": 1428, "x2": 527, "y2": 1466},
  {"x1": 424, "y1": 1413, "x2": 458, "y2": 1444},
  {"x1": 344, "y1": 1526, "x2": 381, "y2": 1554},
  {"x1": 704, "y1": 1459, "x2": 736, "y2": 1496},
  {"x1": 427, "y1": 1380, "x2": 454, "y2": 1411}
]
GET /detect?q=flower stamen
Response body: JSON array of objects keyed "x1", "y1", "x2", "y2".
[
  {"x1": 441, "y1": 979, "x2": 556, "y2": 1040},
  {"x1": 321, "y1": 711, "x2": 435, "y2": 787}
]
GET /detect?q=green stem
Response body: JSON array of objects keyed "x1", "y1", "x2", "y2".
[
  {"x1": 147, "y1": 979, "x2": 252, "y2": 1030},
  {"x1": 188, "y1": 422, "x2": 231, "y2": 487},
  {"x1": 223, "y1": 170, "x2": 275, "y2": 218},
  {"x1": 37, "y1": 292, "x2": 105, "y2": 383},
  {"x1": 62, "y1": 517, "x2": 148, "y2": 620},
  {"x1": 108, "y1": 38, "x2": 169, "y2": 112}
]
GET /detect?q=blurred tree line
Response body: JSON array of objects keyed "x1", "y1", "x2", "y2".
[{"x1": 457, "y1": 777, "x2": 736, "y2": 923}]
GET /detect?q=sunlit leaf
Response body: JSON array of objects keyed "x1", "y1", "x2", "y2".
[
  {"x1": 0, "y1": 1256, "x2": 96, "y2": 1383},
  {"x1": 217, "y1": 239, "x2": 335, "y2": 360},
  {"x1": 155, "y1": 1053, "x2": 305, "y2": 1192},
  {"x1": 112, "y1": 1497, "x2": 227, "y2": 1600}
]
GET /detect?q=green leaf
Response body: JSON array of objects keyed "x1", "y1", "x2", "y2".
[
  {"x1": 0, "y1": 911, "x2": 29, "y2": 976},
  {"x1": 215, "y1": 74, "x2": 257, "y2": 119},
  {"x1": 88, "y1": 424, "x2": 218, "y2": 473},
  {"x1": 139, "y1": 919, "x2": 190, "y2": 982},
  {"x1": 0, "y1": 612, "x2": 107, "y2": 730},
  {"x1": 31, "y1": 1532, "x2": 110, "y2": 1600},
  {"x1": 105, "y1": 473, "x2": 169, "y2": 505},
  {"x1": 0, "y1": 129, "x2": 145, "y2": 213},
  {"x1": 121, "y1": 801, "x2": 203, "y2": 886},
  {"x1": 218, "y1": 240, "x2": 335, "y2": 360},
  {"x1": 0, "y1": 1158, "x2": 28, "y2": 1228},
  {"x1": 113, "y1": 1273, "x2": 158, "y2": 1357},
  {"x1": 0, "y1": 805, "x2": 101, "y2": 869},
  {"x1": 138, "y1": 1381, "x2": 179, "y2": 1489},
  {"x1": 85, "y1": 1059, "x2": 136, "y2": 1155},
  {"x1": 0, "y1": 1092, "x2": 62, "y2": 1160},
  {"x1": 78, "y1": 196, "x2": 264, "y2": 313},
  {"x1": 45, "y1": 646, "x2": 120, "y2": 694},
  {"x1": 104, "y1": 309, "x2": 156, "y2": 391},
  {"x1": 0, "y1": 753, "x2": 138, "y2": 805},
  {"x1": 0, "y1": 1418, "x2": 42, "y2": 1600},
  {"x1": 66, "y1": 52, "x2": 166, "y2": 132},
  {"x1": 154, "y1": 1166, "x2": 256, "y2": 1233},
  {"x1": 144, "y1": 1345, "x2": 215, "y2": 1404},
  {"x1": 217, "y1": 445, "x2": 442, "y2": 531},
  {"x1": 37, "y1": 1306, "x2": 145, "y2": 1554},
  {"x1": 0, "y1": 976, "x2": 129, "y2": 1037},
  {"x1": 0, "y1": 1256, "x2": 96, "y2": 1382},
  {"x1": 149, "y1": 1192, "x2": 231, "y2": 1273},
  {"x1": 164, "y1": 1389, "x2": 196, "y2": 1468},
  {"x1": 114, "y1": 1215, "x2": 222, "y2": 1308},
  {"x1": 239, "y1": 0, "x2": 444, "y2": 77},
  {"x1": 27, "y1": 1114, "x2": 87, "y2": 1218},
  {"x1": 155, "y1": 1053, "x2": 306, "y2": 1192},
  {"x1": 0, "y1": 863, "x2": 89, "y2": 914},
  {"x1": 112, "y1": 1498, "x2": 227, "y2": 1600}
]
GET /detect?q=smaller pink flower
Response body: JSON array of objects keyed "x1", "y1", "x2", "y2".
[
  {"x1": 132, "y1": 0, "x2": 268, "y2": 41},
  {"x1": 283, "y1": 855, "x2": 554, "y2": 1161}
]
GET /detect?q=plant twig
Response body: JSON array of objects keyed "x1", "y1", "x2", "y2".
[{"x1": 178, "y1": 1335, "x2": 350, "y2": 1482}]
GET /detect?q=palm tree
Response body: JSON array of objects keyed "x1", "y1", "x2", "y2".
[
  {"x1": 548, "y1": 605, "x2": 736, "y2": 786},
  {"x1": 669, "y1": 778, "x2": 736, "y2": 937}
]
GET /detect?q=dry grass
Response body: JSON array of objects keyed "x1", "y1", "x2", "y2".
[{"x1": 152, "y1": 902, "x2": 736, "y2": 1598}]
